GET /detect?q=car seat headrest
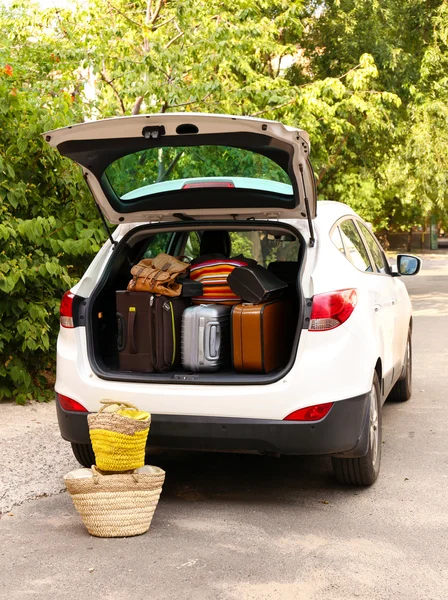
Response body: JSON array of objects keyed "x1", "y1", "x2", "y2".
[{"x1": 199, "y1": 230, "x2": 231, "y2": 258}]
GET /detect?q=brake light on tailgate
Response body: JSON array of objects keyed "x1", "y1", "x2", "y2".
[
  {"x1": 182, "y1": 181, "x2": 235, "y2": 189},
  {"x1": 309, "y1": 289, "x2": 357, "y2": 331}
]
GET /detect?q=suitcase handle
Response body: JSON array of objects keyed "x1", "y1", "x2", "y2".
[
  {"x1": 198, "y1": 319, "x2": 205, "y2": 365},
  {"x1": 116, "y1": 312, "x2": 126, "y2": 352},
  {"x1": 205, "y1": 321, "x2": 220, "y2": 361},
  {"x1": 127, "y1": 308, "x2": 138, "y2": 354},
  {"x1": 198, "y1": 318, "x2": 222, "y2": 364}
]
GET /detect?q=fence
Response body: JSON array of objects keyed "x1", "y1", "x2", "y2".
[{"x1": 377, "y1": 230, "x2": 434, "y2": 252}]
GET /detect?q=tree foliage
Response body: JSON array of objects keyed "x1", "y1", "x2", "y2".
[
  {"x1": 300, "y1": 0, "x2": 448, "y2": 229},
  {"x1": 0, "y1": 13, "x2": 105, "y2": 402},
  {"x1": 0, "y1": 0, "x2": 447, "y2": 401}
]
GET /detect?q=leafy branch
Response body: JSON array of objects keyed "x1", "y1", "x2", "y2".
[
  {"x1": 100, "y1": 69, "x2": 126, "y2": 114},
  {"x1": 147, "y1": 0, "x2": 164, "y2": 26},
  {"x1": 106, "y1": 1, "x2": 142, "y2": 29},
  {"x1": 165, "y1": 30, "x2": 184, "y2": 49}
]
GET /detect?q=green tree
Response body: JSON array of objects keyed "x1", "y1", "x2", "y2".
[
  {"x1": 0, "y1": 0, "x2": 310, "y2": 401},
  {"x1": 0, "y1": 29, "x2": 105, "y2": 402},
  {"x1": 386, "y1": 2, "x2": 448, "y2": 229},
  {"x1": 299, "y1": 0, "x2": 448, "y2": 229},
  {"x1": 3, "y1": 0, "x2": 447, "y2": 401}
]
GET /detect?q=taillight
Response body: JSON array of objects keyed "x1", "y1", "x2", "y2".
[
  {"x1": 284, "y1": 402, "x2": 333, "y2": 421},
  {"x1": 309, "y1": 289, "x2": 357, "y2": 331},
  {"x1": 57, "y1": 394, "x2": 88, "y2": 412},
  {"x1": 182, "y1": 181, "x2": 235, "y2": 189},
  {"x1": 60, "y1": 291, "x2": 75, "y2": 328}
]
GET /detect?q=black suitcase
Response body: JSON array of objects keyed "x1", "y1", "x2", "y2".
[
  {"x1": 116, "y1": 291, "x2": 189, "y2": 373},
  {"x1": 227, "y1": 264, "x2": 288, "y2": 304}
]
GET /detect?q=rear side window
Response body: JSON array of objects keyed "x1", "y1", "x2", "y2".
[
  {"x1": 184, "y1": 232, "x2": 201, "y2": 260},
  {"x1": 357, "y1": 222, "x2": 389, "y2": 274},
  {"x1": 142, "y1": 232, "x2": 173, "y2": 258},
  {"x1": 330, "y1": 226, "x2": 345, "y2": 254},
  {"x1": 228, "y1": 231, "x2": 299, "y2": 267},
  {"x1": 339, "y1": 220, "x2": 373, "y2": 272}
]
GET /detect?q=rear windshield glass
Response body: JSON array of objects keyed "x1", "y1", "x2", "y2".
[{"x1": 104, "y1": 145, "x2": 292, "y2": 200}]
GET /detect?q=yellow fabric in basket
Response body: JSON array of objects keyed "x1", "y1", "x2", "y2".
[
  {"x1": 89, "y1": 429, "x2": 149, "y2": 472},
  {"x1": 116, "y1": 408, "x2": 150, "y2": 421}
]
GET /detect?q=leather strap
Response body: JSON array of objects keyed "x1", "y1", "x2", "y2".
[
  {"x1": 127, "y1": 309, "x2": 137, "y2": 354},
  {"x1": 116, "y1": 312, "x2": 126, "y2": 351}
]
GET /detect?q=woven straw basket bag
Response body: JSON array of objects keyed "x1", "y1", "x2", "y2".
[
  {"x1": 64, "y1": 465, "x2": 165, "y2": 538},
  {"x1": 88, "y1": 401, "x2": 151, "y2": 472}
]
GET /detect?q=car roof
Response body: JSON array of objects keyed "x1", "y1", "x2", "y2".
[{"x1": 315, "y1": 200, "x2": 358, "y2": 229}]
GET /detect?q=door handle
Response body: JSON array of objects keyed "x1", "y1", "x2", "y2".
[
  {"x1": 391, "y1": 298, "x2": 396, "y2": 305},
  {"x1": 374, "y1": 304, "x2": 381, "y2": 312}
]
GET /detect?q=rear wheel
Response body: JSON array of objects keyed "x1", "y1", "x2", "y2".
[
  {"x1": 331, "y1": 372, "x2": 382, "y2": 486},
  {"x1": 71, "y1": 443, "x2": 95, "y2": 468},
  {"x1": 388, "y1": 330, "x2": 412, "y2": 402}
]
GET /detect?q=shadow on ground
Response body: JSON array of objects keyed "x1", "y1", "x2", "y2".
[{"x1": 145, "y1": 449, "x2": 353, "y2": 505}]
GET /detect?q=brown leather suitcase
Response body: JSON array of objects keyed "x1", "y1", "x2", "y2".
[
  {"x1": 231, "y1": 299, "x2": 292, "y2": 374},
  {"x1": 116, "y1": 291, "x2": 189, "y2": 373}
]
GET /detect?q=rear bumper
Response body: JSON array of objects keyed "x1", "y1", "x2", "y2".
[{"x1": 56, "y1": 392, "x2": 370, "y2": 457}]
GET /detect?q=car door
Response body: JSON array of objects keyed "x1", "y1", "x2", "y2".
[
  {"x1": 338, "y1": 219, "x2": 396, "y2": 395},
  {"x1": 356, "y1": 221, "x2": 408, "y2": 379},
  {"x1": 354, "y1": 220, "x2": 400, "y2": 393}
]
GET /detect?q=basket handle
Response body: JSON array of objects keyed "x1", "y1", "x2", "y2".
[
  {"x1": 98, "y1": 400, "x2": 141, "y2": 414},
  {"x1": 91, "y1": 465, "x2": 101, "y2": 484},
  {"x1": 91, "y1": 465, "x2": 140, "y2": 484}
]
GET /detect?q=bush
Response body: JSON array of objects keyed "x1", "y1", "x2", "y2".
[{"x1": 0, "y1": 73, "x2": 105, "y2": 403}]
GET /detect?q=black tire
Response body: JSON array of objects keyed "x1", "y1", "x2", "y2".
[
  {"x1": 71, "y1": 443, "x2": 95, "y2": 468},
  {"x1": 331, "y1": 372, "x2": 382, "y2": 486},
  {"x1": 388, "y1": 329, "x2": 412, "y2": 402}
]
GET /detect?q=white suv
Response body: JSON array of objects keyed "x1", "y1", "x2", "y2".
[{"x1": 45, "y1": 113, "x2": 420, "y2": 485}]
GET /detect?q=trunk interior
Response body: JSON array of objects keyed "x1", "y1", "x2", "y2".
[{"x1": 85, "y1": 221, "x2": 306, "y2": 385}]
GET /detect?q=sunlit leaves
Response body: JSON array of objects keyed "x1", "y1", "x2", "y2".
[
  {"x1": 1, "y1": 0, "x2": 447, "y2": 402},
  {"x1": 0, "y1": 9, "x2": 105, "y2": 402}
]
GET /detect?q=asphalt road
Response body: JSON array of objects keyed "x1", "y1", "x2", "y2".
[{"x1": 1, "y1": 254, "x2": 448, "y2": 600}]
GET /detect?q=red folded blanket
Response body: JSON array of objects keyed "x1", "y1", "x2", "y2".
[{"x1": 189, "y1": 258, "x2": 249, "y2": 304}]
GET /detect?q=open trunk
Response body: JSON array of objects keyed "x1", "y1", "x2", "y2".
[
  {"x1": 46, "y1": 113, "x2": 316, "y2": 384},
  {"x1": 85, "y1": 221, "x2": 306, "y2": 385}
]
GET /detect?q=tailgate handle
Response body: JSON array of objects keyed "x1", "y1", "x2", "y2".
[{"x1": 142, "y1": 125, "x2": 165, "y2": 139}]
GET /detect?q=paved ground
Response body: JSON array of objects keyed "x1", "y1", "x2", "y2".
[
  {"x1": 0, "y1": 402, "x2": 74, "y2": 515},
  {"x1": 1, "y1": 253, "x2": 448, "y2": 600}
]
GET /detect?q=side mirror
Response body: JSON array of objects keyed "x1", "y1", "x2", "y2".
[{"x1": 397, "y1": 254, "x2": 422, "y2": 276}]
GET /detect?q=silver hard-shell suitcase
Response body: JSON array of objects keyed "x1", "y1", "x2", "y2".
[{"x1": 181, "y1": 304, "x2": 231, "y2": 372}]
